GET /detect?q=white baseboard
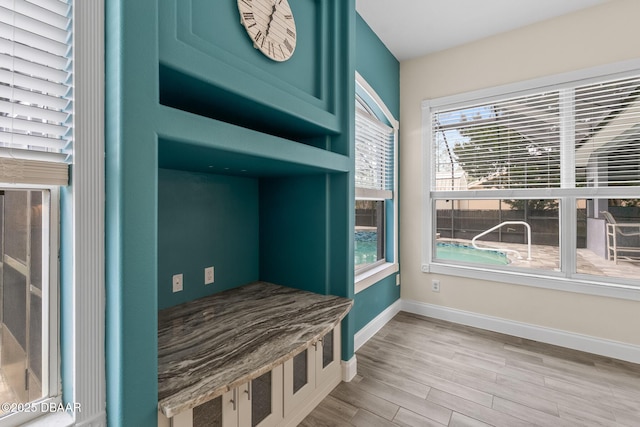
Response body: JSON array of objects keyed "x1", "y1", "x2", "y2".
[
  {"x1": 401, "y1": 299, "x2": 640, "y2": 364},
  {"x1": 354, "y1": 300, "x2": 402, "y2": 352},
  {"x1": 341, "y1": 356, "x2": 358, "y2": 382},
  {"x1": 75, "y1": 412, "x2": 107, "y2": 427}
]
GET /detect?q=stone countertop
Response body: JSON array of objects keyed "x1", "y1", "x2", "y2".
[{"x1": 157, "y1": 281, "x2": 353, "y2": 418}]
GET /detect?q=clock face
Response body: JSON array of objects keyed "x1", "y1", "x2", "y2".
[{"x1": 237, "y1": 0, "x2": 297, "y2": 62}]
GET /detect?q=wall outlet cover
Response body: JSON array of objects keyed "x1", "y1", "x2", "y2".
[
  {"x1": 205, "y1": 266, "x2": 214, "y2": 285},
  {"x1": 173, "y1": 273, "x2": 183, "y2": 293}
]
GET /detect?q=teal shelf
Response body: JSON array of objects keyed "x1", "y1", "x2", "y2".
[{"x1": 155, "y1": 105, "x2": 352, "y2": 177}]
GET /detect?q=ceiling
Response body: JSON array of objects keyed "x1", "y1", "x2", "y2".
[{"x1": 355, "y1": 0, "x2": 610, "y2": 61}]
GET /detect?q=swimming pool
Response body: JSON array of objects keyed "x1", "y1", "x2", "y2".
[
  {"x1": 356, "y1": 232, "x2": 509, "y2": 267},
  {"x1": 436, "y1": 242, "x2": 509, "y2": 265}
]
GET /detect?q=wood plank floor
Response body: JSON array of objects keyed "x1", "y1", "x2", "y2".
[{"x1": 300, "y1": 312, "x2": 640, "y2": 427}]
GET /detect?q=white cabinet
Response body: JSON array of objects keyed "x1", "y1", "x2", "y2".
[
  {"x1": 159, "y1": 326, "x2": 342, "y2": 427},
  {"x1": 160, "y1": 365, "x2": 283, "y2": 427},
  {"x1": 223, "y1": 364, "x2": 283, "y2": 427},
  {"x1": 281, "y1": 325, "x2": 342, "y2": 427}
]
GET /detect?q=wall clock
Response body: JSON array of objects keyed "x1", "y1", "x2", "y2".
[{"x1": 237, "y1": 0, "x2": 297, "y2": 62}]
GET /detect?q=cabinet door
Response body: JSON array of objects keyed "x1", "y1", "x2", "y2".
[
  {"x1": 283, "y1": 348, "x2": 315, "y2": 417},
  {"x1": 238, "y1": 365, "x2": 283, "y2": 427},
  {"x1": 222, "y1": 389, "x2": 239, "y2": 427},
  {"x1": 315, "y1": 326, "x2": 341, "y2": 387}
]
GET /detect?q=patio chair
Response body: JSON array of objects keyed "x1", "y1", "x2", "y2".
[{"x1": 601, "y1": 211, "x2": 640, "y2": 264}]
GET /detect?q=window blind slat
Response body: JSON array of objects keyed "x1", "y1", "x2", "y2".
[
  {"x1": 0, "y1": 98, "x2": 69, "y2": 123},
  {"x1": 0, "y1": 82, "x2": 69, "y2": 110},
  {"x1": 0, "y1": 116, "x2": 68, "y2": 138},
  {"x1": 0, "y1": 68, "x2": 68, "y2": 96},
  {"x1": 0, "y1": 53, "x2": 69, "y2": 83},
  {"x1": 26, "y1": 0, "x2": 70, "y2": 17},
  {"x1": 0, "y1": 21, "x2": 67, "y2": 56},
  {"x1": 0, "y1": 36, "x2": 69, "y2": 71},
  {"x1": 0, "y1": 4, "x2": 69, "y2": 40},
  {"x1": 0, "y1": 131, "x2": 68, "y2": 152},
  {"x1": 6, "y1": 0, "x2": 70, "y2": 30}
]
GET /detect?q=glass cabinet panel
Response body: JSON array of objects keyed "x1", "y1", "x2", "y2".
[
  {"x1": 251, "y1": 371, "x2": 272, "y2": 427},
  {"x1": 292, "y1": 350, "x2": 308, "y2": 393},
  {"x1": 322, "y1": 330, "x2": 334, "y2": 368},
  {"x1": 193, "y1": 396, "x2": 222, "y2": 427}
]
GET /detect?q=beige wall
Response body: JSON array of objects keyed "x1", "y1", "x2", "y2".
[{"x1": 399, "y1": 0, "x2": 640, "y2": 346}]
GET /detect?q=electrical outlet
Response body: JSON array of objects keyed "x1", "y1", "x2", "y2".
[
  {"x1": 396, "y1": 274, "x2": 401, "y2": 286},
  {"x1": 173, "y1": 274, "x2": 183, "y2": 293},
  {"x1": 432, "y1": 279, "x2": 440, "y2": 292},
  {"x1": 204, "y1": 266, "x2": 214, "y2": 285}
]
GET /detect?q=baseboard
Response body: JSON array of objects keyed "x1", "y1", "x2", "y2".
[
  {"x1": 354, "y1": 299, "x2": 402, "y2": 352},
  {"x1": 341, "y1": 356, "x2": 357, "y2": 382},
  {"x1": 401, "y1": 299, "x2": 640, "y2": 364},
  {"x1": 75, "y1": 412, "x2": 107, "y2": 427}
]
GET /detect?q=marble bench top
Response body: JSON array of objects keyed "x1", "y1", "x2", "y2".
[{"x1": 157, "y1": 281, "x2": 353, "y2": 418}]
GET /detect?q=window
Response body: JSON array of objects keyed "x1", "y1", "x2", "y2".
[
  {"x1": 355, "y1": 98, "x2": 391, "y2": 271},
  {"x1": 0, "y1": 0, "x2": 72, "y2": 424},
  {"x1": 424, "y1": 63, "x2": 640, "y2": 296},
  {"x1": 355, "y1": 73, "x2": 398, "y2": 290}
]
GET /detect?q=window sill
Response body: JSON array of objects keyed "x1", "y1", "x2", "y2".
[
  {"x1": 355, "y1": 262, "x2": 399, "y2": 294},
  {"x1": 16, "y1": 411, "x2": 74, "y2": 427},
  {"x1": 423, "y1": 262, "x2": 640, "y2": 301}
]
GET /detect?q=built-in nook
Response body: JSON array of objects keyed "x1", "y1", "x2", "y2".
[{"x1": 154, "y1": 0, "x2": 355, "y2": 424}]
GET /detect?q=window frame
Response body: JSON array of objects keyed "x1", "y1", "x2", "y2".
[
  {"x1": 0, "y1": 185, "x2": 61, "y2": 426},
  {"x1": 422, "y1": 59, "x2": 640, "y2": 301},
  {"x1": 355, "y1": 72, "x2": 399, "y2": 293}
]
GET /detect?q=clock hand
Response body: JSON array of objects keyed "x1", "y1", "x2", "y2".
[{"x1": 265, "y1": 1, "x2": 278, "y2": 39}]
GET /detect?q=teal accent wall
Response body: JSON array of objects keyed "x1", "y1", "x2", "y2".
[
  {"x1": 353, "y1": 274, "x2": 399, "y2": 332},
  {"x1": 106, "y1": 0, "x2": 160, "y2": 424},
  {"x1": 106, "y1": 0, "x2": 355, "y2": 425},
  {"x1": 356, "y1": 14, "x2": 400, "y2": 118},
  {"x1": 157, "y1": 169, "x2": 259, "y2": 309},
  {"x1": 353, "y1": 13, "x2": 401, "y2": 331},
  {"x1": 259, "y1": 175, "x2": 330, "y2": 295}
]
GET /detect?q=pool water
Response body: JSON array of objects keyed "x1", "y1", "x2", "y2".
[
  {"x1": 436, "y1": 242, "x2": 509, "y2": 265},
  {"x1": 355, "y1": 232, "x2": 509, "y2": 267},
  {"x1": 355, "y1": 231, "x2": 379, "y2": 267}
]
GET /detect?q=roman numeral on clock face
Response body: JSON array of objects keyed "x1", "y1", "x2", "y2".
[{"x1": 283, "y1": 38, "x2": 293, "y2": 53}]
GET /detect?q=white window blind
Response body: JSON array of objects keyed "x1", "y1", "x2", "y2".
[
  {"x1": 355, "y1": 106, "x2": 394, "y2": 199},
  {"x1": 0, "y1": 0, "x2": 72, "y2": 185},
  {"x1": 432, "y1": 74, "x2": 640, "y2": 192},
  {"x1": 575, "y1": 76, "x2": 640, "y2": 188}
]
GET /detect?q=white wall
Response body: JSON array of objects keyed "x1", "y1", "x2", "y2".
[{"x1": 400, "y1": 0, "x2": 640, "y2": 347}]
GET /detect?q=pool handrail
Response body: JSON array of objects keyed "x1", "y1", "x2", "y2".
[{"x1": 471, "y1": 221, "x2": 532, "y2": 260}]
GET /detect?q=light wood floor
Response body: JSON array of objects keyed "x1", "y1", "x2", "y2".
[{"x1": 301, "y1": 312, "x2": 640, "y2": 427}]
